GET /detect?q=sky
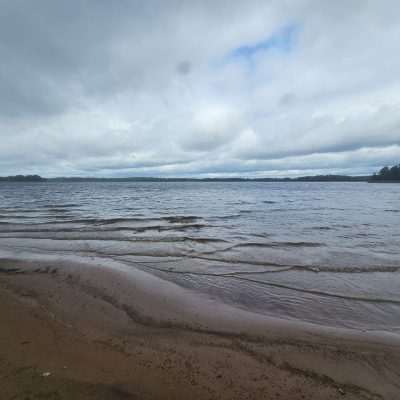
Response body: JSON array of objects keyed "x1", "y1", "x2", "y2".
[{"x1": 1, "y1": 0, "x2": 399, "y2": 178}]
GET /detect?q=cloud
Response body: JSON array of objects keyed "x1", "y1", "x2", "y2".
[
  {"x1": 180, "y1": 104, "x2": 243, "y2": 152},
  {"x1": 176, "y1": 61, "x2": 192, "y2": 76},
  {"x1": 0, "y1": 1, "x2": 399, "y2": 177}
]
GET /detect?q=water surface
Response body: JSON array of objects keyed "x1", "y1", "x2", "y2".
[{"x1": 1, "y1": 181, "x2": 399, "y2": 333}]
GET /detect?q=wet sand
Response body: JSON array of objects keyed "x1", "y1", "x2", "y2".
[{"x1": 1, "y1": 257, "x2": 400, "y2": 400}]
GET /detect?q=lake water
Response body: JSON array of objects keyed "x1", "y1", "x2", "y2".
[{"x1": 0, "y1": 181, "x2": 399, "y2": 333}]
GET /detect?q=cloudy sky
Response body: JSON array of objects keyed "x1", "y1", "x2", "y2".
[{"x1": 1, "y1": 1, "x2": 399, "y2": 177}]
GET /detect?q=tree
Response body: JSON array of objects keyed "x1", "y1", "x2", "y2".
[{"x1": 372, "y1": 164, "x2": 400, "y2": 181}]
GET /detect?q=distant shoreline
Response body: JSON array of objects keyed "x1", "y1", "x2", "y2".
[
  {"x1": 0, "y1": 174, "x2": 371, "y2": 183},
  {"x1": 367, "y1": 180, "x2": 400, "y2": 183},
  {"x1": 2, "y1": 174, "x2": 399, "y2": 183}
]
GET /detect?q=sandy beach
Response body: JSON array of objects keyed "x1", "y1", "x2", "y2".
[{"x1": 1, "y1": 257, "x2": 399, "y2": 400}]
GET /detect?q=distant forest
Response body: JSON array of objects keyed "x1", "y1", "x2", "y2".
[
  {"x1": 1, "y1": 165, "x2": 399, "y2": 182},
  {"x1": 370, "y1": 164, "x2": 400, "y2": 182},
  {"x1": 0, "y1": 174, "x2": 45, "y2": 182}
]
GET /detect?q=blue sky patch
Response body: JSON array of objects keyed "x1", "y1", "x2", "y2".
[{"x1": 229, "y1": 23, "x2": 299, "y2": 61}]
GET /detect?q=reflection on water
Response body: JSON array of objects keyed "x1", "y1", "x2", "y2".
[{"x1": 0, "y1": 181, "x2": 400, "y2": 332}]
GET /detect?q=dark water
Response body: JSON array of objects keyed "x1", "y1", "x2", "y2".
[{"x1": 1, "y1": 181, "x2": 399, "y2": 333}]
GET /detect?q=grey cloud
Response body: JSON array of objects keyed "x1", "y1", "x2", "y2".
[
  {"x1": 232, "y1": 104, "x2": 400, "y2": 161},
  {"x1": 0, "y1": 1, "x2": 399, "y2": 177},
  {"x1": 279, "y1": 93, "x2": 297, "y2": 107},
  {"x1": 177, "y1": 61, "x2": 192, "y2": 76}
]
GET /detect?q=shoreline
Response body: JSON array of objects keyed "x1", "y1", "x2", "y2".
[{"x1": 1, "y1": 255, "x2": 400, "y2": 399}]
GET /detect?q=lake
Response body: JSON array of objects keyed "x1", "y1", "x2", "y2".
[{"x1": 1, "y1": 181, "x2": 399, "y2": 333}]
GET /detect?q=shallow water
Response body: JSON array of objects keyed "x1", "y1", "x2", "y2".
[{"x1": 0, "y1": 181, "x2": 399, "y2": 332}]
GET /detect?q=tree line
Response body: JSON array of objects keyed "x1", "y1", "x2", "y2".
[
  {"x1": 0, "y1": 175, "x2": 46, "y2": 182},
  {"x1": 370, "y1": 164, "x2": 400, "y2": 181}
]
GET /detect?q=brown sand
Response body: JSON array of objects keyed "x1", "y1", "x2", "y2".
[{"x1": 1, "y1": 257, "x2": 400, "y2": 399}]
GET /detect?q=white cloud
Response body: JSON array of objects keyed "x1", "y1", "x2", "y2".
[
  {"x1": 0, "y1": 1, "x2": 399, "y2": 177},
  {"x1": 180, "y1": 104, "x2": 243, "y2": 151}
]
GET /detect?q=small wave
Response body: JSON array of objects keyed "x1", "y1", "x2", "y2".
[
  {"x1": 40, "y1": 217, "x2": 158, "y2": 225},
  {"x1": 0, "y1": 222, "x2": 209, "y2": 234},
  {"x1": 228, "y1": 241, "x2": 324, "y2": 250},
  {"x1": 249, "y1": 233, "x2": 272, "y2": 238},
  {"x1": 40, "y1": 217, "x2": 143, "y2": 225},
  {"x1": 135, "y1": 223, "x2": 208, "y2": 232},
  {"x1": 262, "y1": 201, "x2": 277, "y2": 204},
  {"x1": 0, "y1": 208, "x2": 41, "y2": 214},
  {"x1": 306, "y1": 265, "x2": 400, "y2": 274},
  {"x1": 48, "y1": 215, "x2": 203, "y2": 225},
  {"x1": 91, "y1": 217, "x2": 158, "y2": 225},
  {"x1": 0, "y1": 228, "x2": 85, "y2": 233},
  {"x1": 212, "y1": 214, "x2": 241, "y2": 220},
  {"x1": 0, "y1": 215, "x2": 39, "y2": 219},
  {"x1": 109, "y1": 235, "x2": 226, "y2": 244},
  {"x1": 162, "y1": 216, "x2": 200, "y2": 223},
  {"x1": 39, "y1": 203, "x2": 80, "y2": 208},
  {"x1": 184, "y1": 237, "x2": 227, "y2": 244},
  {"x1": 47, "y1": 208, "x2": 75, "y2": 213},
  {"x1": 230, "y1": 276, "x2": 400, "y2": 305}
]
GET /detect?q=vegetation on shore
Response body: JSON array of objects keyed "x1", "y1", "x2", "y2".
[
  {"x1": 370, "y1": 164, "x2": 400, "y2": 182},
  {"x1": 0, "y1": 175, "x2": 46, "y2": 182}
]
